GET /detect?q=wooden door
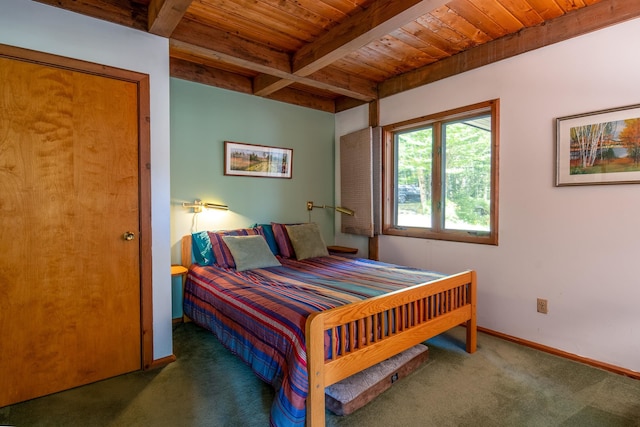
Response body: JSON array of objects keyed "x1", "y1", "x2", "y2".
[{"x1": 0, "y1": 52, "x2": 143, "y2": 406}]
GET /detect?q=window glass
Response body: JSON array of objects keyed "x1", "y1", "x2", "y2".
[
  {"x1": 383, "y1": 100, "x2": 499, "y2": 245},
  {"x1": 443, "y1": 117, "x2": 491, "y2": 232},
  {"x1": 396, "y1": 127, "x2": 432, "y2": 228}
]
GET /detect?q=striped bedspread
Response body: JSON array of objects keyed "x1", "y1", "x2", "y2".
[{"x1": 183, "y1": 255, "x2": 445, "y2": 427}]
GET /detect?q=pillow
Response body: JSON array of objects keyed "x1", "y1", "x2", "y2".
[
  {"x1": 222, "y1": 235, "x2": 282, "y2": 272},
  {"x1": 208, "y1": 228, "x2": 259, "y2": 268},
  {"x1": 285, "y1": 223, "x2": 329, "y2": 260},
  {"x1": 271, "y1": 222, "x2": 297, "y2": 258},
  {"x1": 253, "y1": 224, "x2": 279, "y2": 256},
  {"x1": 191, "y1": 231, "x2": 214, "y2": 265}
]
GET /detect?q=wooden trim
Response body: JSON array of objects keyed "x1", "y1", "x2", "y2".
[
  {"x1": 489, "y1": 99, "x2": 500, "y2": 245},
  {"x1": 0, "y1": 43, "x2": 155, "y2": 372},
  {"x1": 0, "y1": 43, "x2": 141, "y2": 81},
  {"x1": 432, "y1": 121, "x2": 443, "y2": 233},
  {"x1": 137, "y1": 74, "x2": 154, "y2": 370},
  {"x1": 478, "y1": 327, "x2": 640, "y2": 381},
  {"x1": 147, "y1": 354, "x2": 177, "y2": 370}
]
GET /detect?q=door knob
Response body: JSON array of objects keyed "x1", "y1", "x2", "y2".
[{"x1": 123, "y1": 231, "x2": 135, "y2": 241}]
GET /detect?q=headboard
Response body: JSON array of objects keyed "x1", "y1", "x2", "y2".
[{"x1": 181, "y1": 235, "x2": 193, "y2": 269}]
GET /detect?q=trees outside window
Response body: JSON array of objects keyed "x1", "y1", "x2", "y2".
[{"x1": 383, "y1": 100, "x2": 499, "y2": 245}]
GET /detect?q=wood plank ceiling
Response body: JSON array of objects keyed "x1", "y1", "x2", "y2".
[{"x1": 35, "y1": 0, "x2": 640, "y2": 113}]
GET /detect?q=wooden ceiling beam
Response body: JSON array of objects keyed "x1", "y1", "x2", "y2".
[
  {"x1": 255, "y1": 0, "x2": 442, "y2": 98},
  {"x1": 171, "y1": 34, "x2": 377, "y2": 101},
  {"x1": 170, "y1": 58, "x2": 253, "y2": 94},
  {"x1": 253, "y1": 68, "x2": 377, "y2": 101},
  {"x1": 38, "y1": 0, "x2": 631, "y2": 113},
  {"x1": 172, "y1": 20, "x2": 292, "y2": 75},
  {"x1": 171, "y1": 58, "x2": 338, "y2": 112},
  {"x1": 148, "y1": 0, "x2": 194, "y2": 37},
  {"x1": 379, "y1": 0, "x2": 640, "y2": 98},
  {"x1": 265, "y1": 88, "x2": 337, "y2": 113},
  {"x1": 292, "y1": 0, "x2": 448, "y2": 76},
  {"x1": 308, "y1": 68, "x2": 378, "y2": 101},
  {"x1": 253, "y1": 0, "x2": 445, "y2": 100},
  {"x1": 34, "y1": 0, "x2": 148, "y2": 31},
  {"x1": 335, "y1": 96, "x2": 368, "y2": 113},
  {"x1": 253, "y1": 75, "x2": 297, "y2": 97}
]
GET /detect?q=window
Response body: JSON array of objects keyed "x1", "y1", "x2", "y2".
[{"x1": 383, "y1": 100, "x2": 499, "y2": 245}]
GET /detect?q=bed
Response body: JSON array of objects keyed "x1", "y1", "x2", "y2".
[{"x1": 180, "y1": 223, "x2": 476, "y2": 427}]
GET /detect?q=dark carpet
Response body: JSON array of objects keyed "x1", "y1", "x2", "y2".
[{"x1": 1, "y1": 323, "x2": 639, "y2": 426}]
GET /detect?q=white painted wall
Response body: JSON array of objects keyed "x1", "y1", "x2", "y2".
[
  {"x1": 1, "y1": 0, "x2": 173, "y2": 360},
  {"x1": 336, "y1": 18, "x2": 640, "y2": 373}
]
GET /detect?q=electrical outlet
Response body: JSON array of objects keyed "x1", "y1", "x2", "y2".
[{"x1": 537, "y1": 298, "x2": 548, "y2": 314}]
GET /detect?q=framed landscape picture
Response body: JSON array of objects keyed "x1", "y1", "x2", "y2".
[
  {"x1": 224, "y1": 141, "x2": 293, "y2": 179},
  {"x1": 556, "y1": 104, "x2": 640, "y2": 186}
]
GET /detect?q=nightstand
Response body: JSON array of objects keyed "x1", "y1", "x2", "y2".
[
  {"x1": 327, "y1": 245, "x2": 358, "y2": 256},
  {"x1": 171, "y1": 265, "x2": 188, "y2": 322}
]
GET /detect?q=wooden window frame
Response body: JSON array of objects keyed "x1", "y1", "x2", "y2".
[{"x1": 382, "y1": 99, "x2": 500, "y2": 245}]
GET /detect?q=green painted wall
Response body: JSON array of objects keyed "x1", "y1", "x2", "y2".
[{"x1": 169, "y1": 78, "x2": 336, "y2": 317}]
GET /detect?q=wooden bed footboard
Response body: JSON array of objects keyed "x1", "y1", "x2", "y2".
[{"x1": 305, "y1": 270, "x2": 477, "y2": 426}]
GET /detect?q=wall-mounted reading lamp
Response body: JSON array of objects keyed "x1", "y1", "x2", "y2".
[
  {"x1": 306, "y1": 201, "x2": 355, "y2": 216},
  {"x1": 182, "y1": 199, "x2": 229, "y2": 213}
]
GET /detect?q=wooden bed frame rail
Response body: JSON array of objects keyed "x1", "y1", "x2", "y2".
[{"x1": 305, "y1": 270, "x2": 477, "y2": 426}]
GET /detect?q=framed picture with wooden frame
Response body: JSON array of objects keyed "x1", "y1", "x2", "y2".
[
  {"x1": 556, "y1": 104, "x2": 640, "y2": 186},
  {"x1": 224, "y1": 141, "x2": 293, "y2": 179}
]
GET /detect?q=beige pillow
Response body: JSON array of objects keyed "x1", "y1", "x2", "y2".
[
  {"x1": 285, "y1": 223, "x2": 329, "y2": 260},
  {"x1": 222, "y1": 235, "x2": 281, "y2": 271}
]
